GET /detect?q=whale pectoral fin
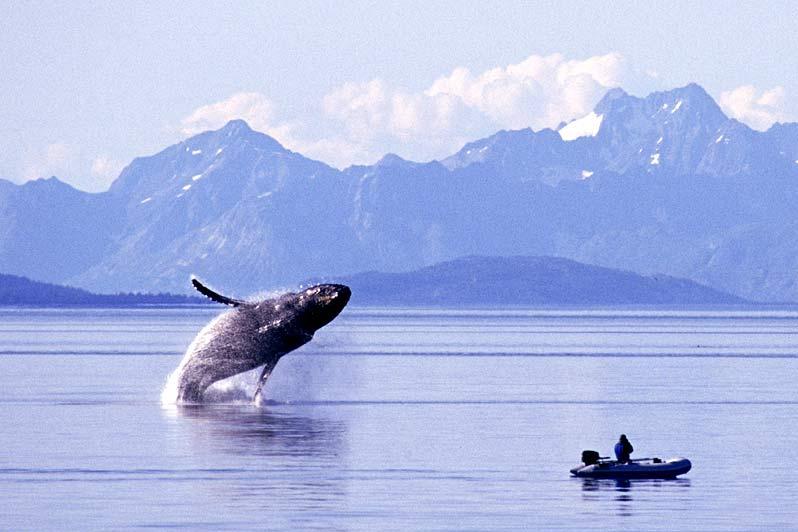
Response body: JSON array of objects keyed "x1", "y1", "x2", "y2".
[
  {"x1": 191, "y1": 277, "x2": 248, "y2": 307},
  {"x1": 253, "y1": 361, "x2": 277, "y2": 405}
]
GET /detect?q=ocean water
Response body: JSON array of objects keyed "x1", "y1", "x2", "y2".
[{"x1": 1, "y1": 306, "x2": 797, "y2": 530}]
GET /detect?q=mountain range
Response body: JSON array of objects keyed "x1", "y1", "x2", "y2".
[{"x1": 3, "y1": 83, "x2": 798, "y2": 301}]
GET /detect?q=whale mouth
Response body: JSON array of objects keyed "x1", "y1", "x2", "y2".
[
  {"x1": 325, "y1": 285, "x2": 351, "y2": 305},
  {"x1": 318, "y1": 285, "x2": 351, "y2": 311}
]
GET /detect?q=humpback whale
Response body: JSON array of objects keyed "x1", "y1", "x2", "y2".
[{"x1": 168, "y1": 278, "x2": 351, "y2": 403}]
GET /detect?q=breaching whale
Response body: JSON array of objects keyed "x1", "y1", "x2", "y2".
[{"x1": 168, "y1": 277, "x2": 351, "y2": 403}]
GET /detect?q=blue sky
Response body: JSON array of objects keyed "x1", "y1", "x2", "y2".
[{"x1": 2, "y1": 1, "x2": 797, "y2": 191}]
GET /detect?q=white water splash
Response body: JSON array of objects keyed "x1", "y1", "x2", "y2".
[
  {"x1": 160, "y1": 358, "x2": 261, "y2": 405},
  {"x1": 160, "y1": 367, "x2": 182, "y2": 405},
  {"x1": 203, "y1": 369, "x2": 261, "y2": 403}
]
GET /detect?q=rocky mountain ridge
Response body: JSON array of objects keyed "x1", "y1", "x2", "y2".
[{"x1": 3, "y1": 83, "x2": 798, "y2": 301}]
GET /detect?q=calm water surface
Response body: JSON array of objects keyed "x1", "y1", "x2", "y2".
[{"x1": 1, "y1": 307, "x2": 797, "y2": 530}]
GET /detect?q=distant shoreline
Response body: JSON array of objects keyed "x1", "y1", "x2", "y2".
[
  {"x1": 0, "y1": 272, "x2": 209, "y2": 307},
  {"x1": 4, "y1": 255, "x2": 789, "y2": 308},
  {"x1": 5, "y1": 303, "x2": 798, "y2": 311},
  {"x1": 0, "y1": 303, "x2": 213, "y2": 309}
]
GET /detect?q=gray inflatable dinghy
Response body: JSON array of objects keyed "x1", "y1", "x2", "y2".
[{"x1": 570, "y1": 450, "x2": 691, "y2": 479}]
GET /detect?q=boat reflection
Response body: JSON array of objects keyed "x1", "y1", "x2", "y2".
[{"x1": 579, "y1": 477, "x2": 691, "y2": 517}]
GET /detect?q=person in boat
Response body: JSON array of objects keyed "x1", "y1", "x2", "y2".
[{"x1": 614, "y1": 434, "x2": 634, "y2": 463}]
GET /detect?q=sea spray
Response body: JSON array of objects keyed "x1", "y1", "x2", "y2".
[
  {"x1": 161, "y1": 330, "x2": 356, "y2": 406},
  {"x1": 263, "y1": 331, "x2": 358, "y2": 403}
]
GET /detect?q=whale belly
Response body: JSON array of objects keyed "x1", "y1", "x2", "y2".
[{"x1": 175, "y1": 311, "x2": 269, "y2": 401}]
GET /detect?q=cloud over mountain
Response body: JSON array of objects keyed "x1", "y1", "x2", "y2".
[
  {"x1": 316, "y1": 53, "x2": 627, "y2": 165},
  {"x1": 180, "y1": 92, "x2": 282, "y2": 137},
  {"x1": 23, "y1": 142, "x2": 74, "y2": 181},
  {"x1": 424, "y1": 52, "x2": 625, "y2": 128},
  {"x1": 176, "y1": 53, "x2": 629, "y2": 168},
  {"x1": 719, "y1": 85, "x2": 787, "y2": 130},
  {"x1": 171, "y1": 55, "x2": 791, "y2": 172}
]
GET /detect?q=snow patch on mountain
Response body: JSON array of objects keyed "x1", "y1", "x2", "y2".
[{"x1": 558, "y1": 112, "x2": 603, "y2": 141}]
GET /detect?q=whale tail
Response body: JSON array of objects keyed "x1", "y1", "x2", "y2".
[{"x1": 191, "y1": 277, "x2": 247, "y2": 307}]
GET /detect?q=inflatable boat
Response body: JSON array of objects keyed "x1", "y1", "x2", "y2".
[{"x1": 570, "y1": 450, "x2": 691, "y2": 479}]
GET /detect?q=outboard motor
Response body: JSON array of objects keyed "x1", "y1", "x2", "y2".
[{"x1": 581, "y1": 450, "x2": 600, "y2": 465}]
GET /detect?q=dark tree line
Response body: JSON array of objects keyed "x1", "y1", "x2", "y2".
[{"x1": 0, "y1": 273, "x2": 208, "y2": 306}]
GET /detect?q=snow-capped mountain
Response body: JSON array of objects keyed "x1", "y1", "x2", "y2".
[
  {"x1": 3, "y1": 84, "x2": 798, "y2": 301},
  {"x1": 444, "y1": 83, "x2": 793, "y2": 180}
]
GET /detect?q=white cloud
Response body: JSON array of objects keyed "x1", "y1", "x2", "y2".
[
  {"x1": 180, "y1": 92, "x2": 277, "y2": 136},
  {"x1": 178, "y1": 91, "x2": 367, "y2": 168},
  {"x1": 175, "y1": 54, "x2": 627, "y2": 168},
  {"x1": 178, "y1": 91, "x2": 324, "y2": 163},
  {"x1": 175, "y1": 55, "x2": 793, "y2": 170},
  {"x1": 23, "y1": 142, "x2": 73, "y2": 181},
  {"x1": 294, "y1": 136, "x2": 377, "y2": 168},
  {"x1": 323, "y1": 79, "x2": 387, "y2": 140},
  {"x1": 20, "y1": 143, "x2": 126, "y2": 192},
  {"x1": 172, "y1": 57, "x2": 797, "y2": 171},
  {"x1": 418, "y1": 52, "x2": 623, "y2": 129},
  {"x1": 719, "y1": 85, "x2": 786, "y2": 130},
  {"x1": 313, "y1": 52, "x2": 627, "y2": 165},
  {"x1": 90, "y1": 156, "x2": 123, "y2": 182}
]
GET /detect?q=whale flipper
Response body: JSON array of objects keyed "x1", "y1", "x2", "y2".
[
  {"x1": 191, "y1": 277, "x2": 247, "y2": 307},
  {"x1": 253, "y1": 359, "x2": 278, "y2": 405}
]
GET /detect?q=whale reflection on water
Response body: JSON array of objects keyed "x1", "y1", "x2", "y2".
[
  {"x1": 160, "y1": 405, "x2": 350, "y2": 515},
  {"x1": 164, "y1": 404, "x2": 347, "y2": 458}
]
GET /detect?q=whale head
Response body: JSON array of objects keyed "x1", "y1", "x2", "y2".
[{"x1": 290, "y1": 283, "x2": 351, "y2": 332}]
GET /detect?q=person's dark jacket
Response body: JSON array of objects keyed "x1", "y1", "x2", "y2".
[{"x1": 614, "y1": 437, "x2": 634, "y2": 463}]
